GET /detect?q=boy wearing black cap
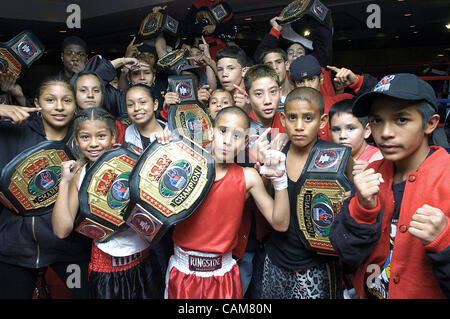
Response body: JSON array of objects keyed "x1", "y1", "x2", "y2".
[
  {"x1": 329, "y1": 73, "x2": 450, "y2": 299},
  {"x1": 289, "y1": 55, "x2": 376, "y2": 142},
  {"x1": 60, "y1": 35, "x2": 88, "y2": 80}
]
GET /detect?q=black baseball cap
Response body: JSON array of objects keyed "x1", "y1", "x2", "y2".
[
  {"x1": 352, "y1": 73, "x2": 437, "y2": 117},
  {"x1": 289, "y1": 55, "x2": 322, "y2": 82},
  {"x1": 138, "y1": 43, "x2": 157, "y2": 55}
]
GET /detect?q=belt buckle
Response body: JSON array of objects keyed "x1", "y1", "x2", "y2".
[
  {"x1": 111, "y1": 252, "x2": 142, "y2": 267},
  {"x1": 188, "y1": 255, "x2": 222, "y2": 272}
]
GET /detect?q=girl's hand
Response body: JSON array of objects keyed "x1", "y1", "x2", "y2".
[
  {"x1": 0, "y1": 104, "x2": 41, "y2": 125},
  {"x1": 164, "y1": 92, "x2": 180, "y2": 106},
  {"x1": 60, "y1": 160, "x2": 81, "y2": 182},
  {"x1": 155, "y1": 129, "x2": 173, "y2": 145}
]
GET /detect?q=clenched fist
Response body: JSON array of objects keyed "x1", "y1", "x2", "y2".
[
  {"x1": 354, "y1": 168, "x2": 384, "y2": 210},
  {"x1": 409, "y1": 205, "x2": 447, "y2": 245}
]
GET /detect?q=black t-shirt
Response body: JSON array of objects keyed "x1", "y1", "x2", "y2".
[
  {"x1": 139, "y1": 133, "x2": 151, "y2": 150},
  {"x1": 264, "y1": 142, "x2": 330, "y2": 270}
]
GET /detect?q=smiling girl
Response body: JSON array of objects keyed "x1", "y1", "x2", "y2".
[
  {"x1": 0, "y1": 75, "x2": 91, "y2": 299},
  {"x1": 52, "y1": 107, "x2": 164, "y2": 299}
]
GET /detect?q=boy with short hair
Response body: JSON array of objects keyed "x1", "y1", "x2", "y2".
[
  {"x1": 289, "y1": 55, "x2": 376, "y2": 142},
  {"x1": 244, "y1": 64, "x2": 287, "y2": 140},
  {"x1": 258, "y1": 47, "x2": 294, "y2": 107},
  {"x1": 216, "y1": 46, "x2": 252, "y2": 113},
  {"x1": 60, "y1": 35, "x2": 88, "y2": 80},
  {"x1": 261, "y1": 87, "x2": 353, "y2": 299},
  {"x1": 329, "y1": 99, "x2": 383, "y2": 175},
  {"x1": 157, "y1": 106, "x2": 290, "y2": 299},
  {"x1": 329, "y1": 73, "x2": 450, "y2": 299}
]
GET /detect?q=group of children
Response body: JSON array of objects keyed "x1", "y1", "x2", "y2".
[{"x1": 0, "y1": 0, "x2": 448, "y2": 300}]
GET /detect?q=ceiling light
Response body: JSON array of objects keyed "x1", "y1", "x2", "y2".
[
  {"x1": 244, "y1": 18, "x2": 252, "y2": 21},
  {"x1": 303, "y1": 29, "x2": 311, "y2": 37},
  {"x1": 446, "y1": 23, "x2": 450, "y2": 30},
  {"x1": 404, "y1": 13, "x2": 412, "y2": 17},
  {"x1": 59, "y1": 30, "x2": 67, "y2": 33}
]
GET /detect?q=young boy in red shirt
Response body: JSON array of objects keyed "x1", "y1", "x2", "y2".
[
  {"x1": 330, "y1": 73, "x2": 450, "y2": 299},
  {"x1": 156, "y1": 106, "x2": 290, "y2": 299}
]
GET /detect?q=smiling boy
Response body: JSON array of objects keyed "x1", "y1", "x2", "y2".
[{"x1": 329, "y1": 73, "x2": 450, "y2": 299}]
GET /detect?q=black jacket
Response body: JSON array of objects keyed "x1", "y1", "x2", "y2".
[
  {"x1": 254, "y1": 15, "x2": 333, "y2": 67},
  {"x1": 0, "y1": 114, "x2": 91, "y2": 269}
]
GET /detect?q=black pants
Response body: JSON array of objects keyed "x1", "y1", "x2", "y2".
[{"x1": 0, "y1": 260, "x2": 90, "y2": 299}]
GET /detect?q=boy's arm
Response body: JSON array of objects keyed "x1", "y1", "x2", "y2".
[
  {"x1": 329, "y1": 187, "x2": 383, "y2": 267},
  {"x1": 253, "y1": 16, "x2": 282, "y2": 63},
  {"x1": 52, "y1": 160, "x2": 81, "y2": 239},
  {"x1": 427, "y1": 245, "x2": 450, "y2": 298},
  {"x1": 247, "y1": 149, "x2": 290, "y2": 231},
  {"x1": 329, "y1": 167, "x2": 384, "y2": 266},
  {"x1": 245, "y1": 167, "x2": 289, "y2": 232},
  {"x1": 410, "y1": 204, "x2": 450, "y2": 297}
]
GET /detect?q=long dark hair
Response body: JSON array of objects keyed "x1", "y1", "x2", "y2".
[{"x1": 70, "y1": 70, "x2": 106, "y2": 108}]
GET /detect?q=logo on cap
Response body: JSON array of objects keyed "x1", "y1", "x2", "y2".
[{"x1": 374, "y1": 75, "x2": 395, "y2": 92}]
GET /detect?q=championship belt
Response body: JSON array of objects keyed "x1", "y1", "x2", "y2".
[
  {"x1": 294, "y1": 141, "x2": 352, "y2": 255},
  {"x1": 156, "y1": 49, "x2": 189, "y2": 75},
  {"x1": 0, "y1": 140, "x2": 74, "y2": 216},
  {"x1": 0, "y1": 30, "x2": 45, "y2": 78},
  {"x1": 138, "y1": 10, "x2": 180, "y2": 41},
  {"x1": 75, "y1": 144, "x2": 140, "y2": 242},
  {"x1": 65, "y1": 134, "x2": 83, "y2": 160},
  {"x1": 167, "y1": 75, "x2": 213, "y2": 149},
  {"x1": 195, "y1": 2, "x2": 232, "y2": 25},
  {"x1": 278, "y1": 0, "x2": 330, "y2": 25},
  {"x1": 124, "y1": 134, "x2": 215, "y2": 246}
]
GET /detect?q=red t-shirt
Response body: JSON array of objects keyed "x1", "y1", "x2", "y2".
[
  {"x1": 173, "y1": 163, "x2": 246, "y2": 254},
  {"x1": 249, "y1": 111, "x2": 286, "y2": 138}
]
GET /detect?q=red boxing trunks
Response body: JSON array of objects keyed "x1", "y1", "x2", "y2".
[{"x1": 164, "y1": 244, "x2": 242, "y2": 299}]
